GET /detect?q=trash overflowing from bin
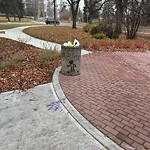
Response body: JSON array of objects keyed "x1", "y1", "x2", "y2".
[
  {"x1": 63, "y1": 39, "x2": 80, "y2": 47},
  {"x1": 61, "y1": 39, "x2": 81, "y2": 76}
]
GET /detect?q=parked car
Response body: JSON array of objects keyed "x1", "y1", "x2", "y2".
[{"x1": 45, "y1": 18, "x2": 60, "y2": 25}]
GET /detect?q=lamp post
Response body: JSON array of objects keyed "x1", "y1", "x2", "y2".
[{"x1": 54, "y1": 0, "x2": 56, "y2": 26}]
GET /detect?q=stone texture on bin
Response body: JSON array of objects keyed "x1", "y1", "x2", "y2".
[{"x1": 61, "y1": 45, "x2": 81, "y2": 76}]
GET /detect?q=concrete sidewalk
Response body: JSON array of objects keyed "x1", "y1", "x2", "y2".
[
  {"x1": 0, "y1": 26, "x2": 61, "y2": 50},
  {"x1": 0, "y1": 26, "x2": 120, "y2": 150},
  {"x1": 0, "y1": 25, "x2": 89, "y2": 55},
  {"x1": 0, "y1": 84, "x2": 107, "y2": 150}
]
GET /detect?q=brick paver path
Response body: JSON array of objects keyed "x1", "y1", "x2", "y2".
[{"x1": 60, "y1": 52, "x2": 150, "y2": 150}]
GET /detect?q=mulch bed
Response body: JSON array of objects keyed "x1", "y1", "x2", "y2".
[{"x1": 0, "y1": 37, "x2": 60, "y2": 93}]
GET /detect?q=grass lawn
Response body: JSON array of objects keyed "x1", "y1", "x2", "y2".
[
  {"x1": 0, "y1": 37, "x2": 60, "y2": 92},
  {"x1": 23, "y1": 26, "x2": 150, "y2": 52},
  {"x1": 0, "y1": 17, "x2": 33, "y2": 22},
  {"x1": 0, "y1": 24, "x2": 45, "y2": 30}
]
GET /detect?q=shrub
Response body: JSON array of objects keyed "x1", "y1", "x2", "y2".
[
  {"x1": 133, "y1": 40, "x2": 144, "y2": 49},
  {"x1": 91, "y1": 42, "x2": 100, "y2": 50},
  {"x1": 113, "y1": 40, "x2": 132, "y2": 49},
  {"x1": 82, "y1": 41, "x2": 89, "y2": 49},
  {"x1": 83, "y1": 21, "x2": 115, "y2": 39},
  {"x1": 98, "y1": 40, "x2": 113, "y2": 48},
  {"x1": 98, "y1": 21, "x2": 115, "y2": 39},
  {"x1": 83, "y1": 24, "x2": 91, "y2": 32},
  {"x1": 89, "y1": 24, "x2": 99, "y2": 35},
  {"x1": 93, "y1": 33, "x2": 106, "y2": 39},
  {"x1": 0, "y1": 52, "x2": 24, "y2": 69}
]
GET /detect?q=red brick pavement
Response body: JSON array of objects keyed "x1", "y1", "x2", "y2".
[{"x1": 59, "y1": 52, "x2": 150, "y2": 150}]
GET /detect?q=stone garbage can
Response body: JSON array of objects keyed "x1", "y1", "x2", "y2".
[{"x1": 61, "y1": 45, "x2": 81, "y2": 76}]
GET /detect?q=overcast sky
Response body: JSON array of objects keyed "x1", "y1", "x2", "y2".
[
  {"x1": 45, "y1": 0, "x2": 84, "y2": 10},
  {"x1": 79, "y1": 0, "x2": 84, "y2": 10}
]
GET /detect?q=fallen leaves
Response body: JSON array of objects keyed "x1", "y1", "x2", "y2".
[
  {"x1": 0, "y1": 38, "x2": 60, "y2": 93},
  {"x1": 23, "y1": 26, "x2": 150, "y2": 52}
]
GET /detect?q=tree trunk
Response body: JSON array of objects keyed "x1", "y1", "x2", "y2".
[
  {"x1": 54, "y1": 0, "x2": 56, "y2": 26},
  {"x1": 14, "y1": 16, "x2": 16, "y2": 22},
  {"x1": 126, "y1": 31, "x2": 137, "y2": 39},
  {"x1": 67, "y1": 0, "x2": 80, "y2": 29},
  {"x1": 6, "y1": 14, "x2": 10, "y2": 22},
  {"x1": 114, "y1": 0, "x2": 123, "y2": 37},
  {"x1": 126, "y1": 18, "x2": 140, "y2": 39},
  {"x1": 88, "y1": 13, "x2": 92, "y2": 24},
  {"x1": 125, "y1": 1, "x2": 142, "y2": 39},
  {"x1": 115, "y1": 9, "x2": 122, "y2": 34},
  {"x1": 72, "y1": 14, "x2": 77, "y2": 29},
  {"x1": 71, "y1": 4, "x2": 77, "y2": 29},
  {"x1": 34, "y1": 14, "x2": 37, "y2": 20}
]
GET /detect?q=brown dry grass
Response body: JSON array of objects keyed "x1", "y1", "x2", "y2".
[
  {"x1": 0, "y1": 17, "x2": 33, "y2": 22},
  {"x1": 0, "y1": 24, "x2": 44, "y2": 30}
]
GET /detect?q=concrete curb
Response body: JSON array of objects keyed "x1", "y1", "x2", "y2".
[{"x1": 52, "y1": 66, "x2": 123, "y2": 150}]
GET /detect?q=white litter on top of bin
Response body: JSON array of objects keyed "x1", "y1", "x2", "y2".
[
  {"x1": 73, "y1": 39, "x2": 80, "y2": 46},
  {"x1": 63, "y1": 39, "x2": 80, "y2": 47}
]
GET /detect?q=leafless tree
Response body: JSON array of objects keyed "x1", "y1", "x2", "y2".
[
  {"x1": 123, "y1": 0, "x2": 144, "y2": 39},
  {"x1": 112, "y1": 0, "x2": 130, "y2": 38},
  {"x1": 66, "y1": 0, "x2": 81, "y2": 28},
  {"x1": 101, "y1": 1, "x2": 115, "y2": 24},
  {"x1": 84, "y1": 0, "x2": 110, "y2": 23},
  {"x1": 142, "y1": 0, "x2": 150, "y2": 26},
  {"x1": 0, "y1": 0, "x2": 24, "y2": 21}
]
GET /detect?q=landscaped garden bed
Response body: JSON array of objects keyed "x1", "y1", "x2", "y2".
[
  {"x1": 1, "y1": 25, "x2": 149, "y2": 93},
  {"x1": 0, "y1": 37, "x2": 60, "y2": 92}
]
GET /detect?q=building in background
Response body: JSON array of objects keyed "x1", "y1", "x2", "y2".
[{"x1": 23, "y1": 0, "x2": 45, "y2": 19}]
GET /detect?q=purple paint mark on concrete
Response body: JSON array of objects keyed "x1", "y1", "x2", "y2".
[{"x1": 47, "y1": 99, "x2": 65, "y2": 111}]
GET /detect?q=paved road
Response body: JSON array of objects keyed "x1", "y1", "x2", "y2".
[{"x1": 60, "y1": 52, "x2": 150, "y2": 150}]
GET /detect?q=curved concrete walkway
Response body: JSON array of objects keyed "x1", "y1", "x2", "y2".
[
  {"x1": 0, "y1": 83, "x2": 108, "y2": 150},
  {"x1": 0, "y1": 25, "x2": 89, "y2": 55},
  {"x1": 59, "y1": 52, "x2": 150, "y2": 150},
  {"x1": 0, "y1": 26, "x2": 117, "y2": 150},
  {"x1": 0, "y1": 26, "x2": 61, "y2": 50}
]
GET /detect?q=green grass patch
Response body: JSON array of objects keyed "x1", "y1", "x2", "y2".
[
  {"x1": 0, "y1": 52, "x2": 24, "y2": 69},
  {"x1": 0, "y1": 24, "x2": 44, "y2": 30},
  {"x1": 0, "y1": 17, "x2": 34, "y2": 22},
  {"x1": 38, "y1": 49, "x2": 60, "y2": 67}
]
